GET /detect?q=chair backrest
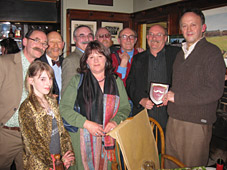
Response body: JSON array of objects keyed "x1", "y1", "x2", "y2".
[
  {"x1": 127, "y1": 116, "x2": 165, "y2": 168},
  {"x1": 116, "y1": 116, "x2": 185, "y2": 169}
]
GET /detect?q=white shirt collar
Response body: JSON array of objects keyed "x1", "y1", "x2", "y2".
[
  {"x1": 182, "y1": 37, "x2": 203, "y2": 59},
  {"x1": 46, "y1": 54, "x2": 59, "y2": 66}
]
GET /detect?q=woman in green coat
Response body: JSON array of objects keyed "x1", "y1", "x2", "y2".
[{"x1": 60, "y1": 40, "x2": 130, "y2": 170}]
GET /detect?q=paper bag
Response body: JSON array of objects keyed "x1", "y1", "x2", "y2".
[{"x1": 108, "y1": 109, "x2": 160, "y2": 170}]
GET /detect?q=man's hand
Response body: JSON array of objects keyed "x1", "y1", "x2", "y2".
[
  {"x1": 139, "y1": 98, "x2": 154, "y2": 110},
  {"x1": 162, "y1": 91, "x2": 175, "y2": 105},
  {"x1": 119, "y1": 51, "x2": 130, "y2": 67}
]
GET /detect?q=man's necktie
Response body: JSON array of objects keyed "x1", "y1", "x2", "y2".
[{"x1": 52, "y1": 60, "x2": 61, "y2": 67}]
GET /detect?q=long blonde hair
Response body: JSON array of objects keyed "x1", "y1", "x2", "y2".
[{"x1": 25, "y1": 60, "x2": 54, "y2": 108}]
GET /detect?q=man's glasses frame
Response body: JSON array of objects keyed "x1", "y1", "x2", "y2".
[
  {"x1": 147, "y1": 32, "x2": 166, "y2": 38},
  {"x1": 97, "y1": 34, "x2": 111, "y2": 39},
  {"x1": 120, "y1": 35, "x2": 136, "y2": 40},
  {"x1": 27, "y1": 37, "x2": 48, "y2": 48}
]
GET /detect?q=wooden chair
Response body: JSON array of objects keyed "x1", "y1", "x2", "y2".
[{"x1": 116, "y1": 117, "x2": 186, "y2": 170}]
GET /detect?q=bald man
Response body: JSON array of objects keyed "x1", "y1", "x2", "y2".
[{"x1": 36, "y1": 31, "x2": 65, "y2": 102}]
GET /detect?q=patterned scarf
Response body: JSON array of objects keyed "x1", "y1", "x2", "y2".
[{"x1": 75, "y1": 70, "x2": 119, "y2": 170}]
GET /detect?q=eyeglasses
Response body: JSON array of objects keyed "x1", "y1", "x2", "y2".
[
  {"x1": 76, "y1": 34, "x2": 94, "y2": 39},
  {"x1": 97, "y1": 34, "x2": 111, "y2": 39},
  {"x1": 27, "y1": 37, "x2": 48, "y2": 48},
  {"x1": 148, "y1": 32, "x2": 166, "y2": 38},
  {"x1": 120, "y1": 35, "x2": 136, "y2": 40}
]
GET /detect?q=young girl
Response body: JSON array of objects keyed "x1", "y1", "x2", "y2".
[{"x1": 19, "y1": 60, "x2": 74, "y2": 170}]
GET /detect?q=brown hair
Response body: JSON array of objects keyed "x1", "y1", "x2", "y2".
[
  {"x1": 25, "y1": 60, "x2": 54, "y2": 109},
  {"x1": 77, "y1": 40, "x2": 114, "y2": 75}
]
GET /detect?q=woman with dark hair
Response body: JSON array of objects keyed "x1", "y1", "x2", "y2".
[
  {"x1": 0, "y1": 37, "x2": 20, "y2": 55},
  {"x1": 19, "y1": 60, "x2": 74, "y2": 170},
  {"x1": 60, "y1": 40, "x2": 130, "y2": 170}
]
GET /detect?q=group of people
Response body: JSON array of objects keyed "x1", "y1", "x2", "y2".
[{"x1": 0, "y1": 8, "x2": 225, "y2": 170}]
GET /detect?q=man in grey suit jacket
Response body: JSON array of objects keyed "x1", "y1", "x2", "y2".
[
  {"x1": 0, "y1": 29, "x2": 47, "y2": 170},
  {"x1": 61, "y1": 25, "x2": 94, "y2": 93}
]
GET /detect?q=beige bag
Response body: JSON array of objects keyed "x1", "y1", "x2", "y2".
[{"x1": 108, "y1": 109, "x2": 160, "y2": 170}]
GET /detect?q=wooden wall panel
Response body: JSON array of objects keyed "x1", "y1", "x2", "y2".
[{"x1": 66, "y1": 9, "x2": 132, "y2": 54}]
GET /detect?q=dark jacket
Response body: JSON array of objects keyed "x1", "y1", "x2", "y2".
[{"x1": 126, "y1": 45, "x2": 180, "y2": 115}]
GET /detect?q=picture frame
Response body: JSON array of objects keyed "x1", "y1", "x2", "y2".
[
  {"x1": 71, "y1": 20, "x2": 97, "y2": 51},
  {"x1": 101, "y1": 22, "x2": 123, "y2": 45},
  {"x1": 168, "y1": 35, "x2": 185, "y2": 47}
]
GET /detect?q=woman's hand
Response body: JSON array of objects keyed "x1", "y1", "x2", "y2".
[
  {"x1": 83, "y1": 120, "x2": 105, "y2": 137},
  {"x1": 62, "y1": 150, "x2": 75, "y2": 169},
  {"x1": 104, "y1": 121, "x2": 117, "y2": 134}
]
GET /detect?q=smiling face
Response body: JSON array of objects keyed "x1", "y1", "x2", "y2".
[
  {"x1": 46, "y1": 31, "x2": 64, "y2": 61},
  {"x1": 95, "y1": 28, "x2": 112, "y2": 48},
  {"x1": 23, "y1": 30, "x2": 47, "y2": 63},
  {"x1": 86, "y1": 50, "x2": 107, "y2": 76},
  {"x1": 180, "y1": 12, "x2": 206, "y2": 48},
  {"x1": 74, "y1": 27, "x2": 94, "y2": 51},
  {"x1": 28, "y1": 70, "x2": 53, "y2": 99},
  {"x1": 147, "y1": 25, "x2": 167, "y2": 55}
]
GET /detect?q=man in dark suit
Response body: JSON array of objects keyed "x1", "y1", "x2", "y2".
[
  {"x1": 36, "y1": 31, "x2": 64, "y2": 102},
  {"x1": 0, "y1": 29, "x2": 47, "y2": 170},
  {"x1": 126, "y1": 24, "x2": 180, "y2": 132}
]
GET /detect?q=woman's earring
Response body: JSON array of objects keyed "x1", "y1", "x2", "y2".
[{"x1": 87, "y1": 64, "x2": 90, "y2": 69}]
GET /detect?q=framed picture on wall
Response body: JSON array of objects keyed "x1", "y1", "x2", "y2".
[
  {"x1": 101, "y1": 22, "x2": 123, "y2": 45},
  {"x1": 71, "y1": 20, "x2": 97, "y2": 51}
]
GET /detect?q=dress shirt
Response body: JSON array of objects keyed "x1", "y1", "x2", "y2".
[{"x1": 46, "y1": 55, "x2": 62, "y2": 100}]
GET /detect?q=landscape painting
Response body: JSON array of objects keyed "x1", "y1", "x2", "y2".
[{"x1": 203, "y1": 6, "x2": 227, "y2": 64}]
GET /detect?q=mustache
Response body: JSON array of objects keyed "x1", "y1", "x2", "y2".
[
  {"x1": 150, "y1": 40, "x2": 160, "y2": 43},
  {"x1": 82, "y1": 41, "x2": 90, "y2": 44},
  {"x1": 33, "y1": 47, "x2": 44, "y2": 54},
  {"x1": 153, "y1": 89, "x2": 164, "y2": 93}
]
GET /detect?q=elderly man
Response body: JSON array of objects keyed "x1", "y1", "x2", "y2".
[
  {"x1": 0, "y1": 29, "x2": 47, "y2": 170},
  {"x1": 95, "y1": 27, "x2": 118, "y2": 53},
  {"x1": 111, "y1": 28, "x2": 139, "y2": 86},
  {"x1": 62, "y1": 25, "x2": 94, "y2": 93},
  {"x1": 164, "y1": 9, "x2": 225, "y2": 168},
  {"x1": 36, "y1": 31, "x2": 64, "y2": 102},
  {"x1": 126, "y1": 25, "x2": 180, "y2": 132}
]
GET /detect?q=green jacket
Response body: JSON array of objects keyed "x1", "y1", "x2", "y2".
[{"x1": 60, "y1": 74, "x2": 130, "y2": 170}]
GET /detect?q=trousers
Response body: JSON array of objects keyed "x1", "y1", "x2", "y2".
[
  {"x1": 165, "y1": 117, "x2": 212, "y2": 168},
  {"x1": 0, "y1": 127, "x2": 23, "y2": 170}
]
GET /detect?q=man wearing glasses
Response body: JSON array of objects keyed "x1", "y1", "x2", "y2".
[
  {"x1": 111, "y1": 28, "x2": 139, "y2": 87},
  {"x1": 62, "y1": 25, "x2": 94, "y2": 93},
  {"x1": 0, "y1": 29, "x2": 47, "y2": 170},
  {"x1": 95, "y1": 27, "x2": 118, "y2": 54},
  {"x1": 126, "y1": 25, "x2": 180, "y2": 134}
]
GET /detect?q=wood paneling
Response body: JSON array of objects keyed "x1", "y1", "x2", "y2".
[{"x1": 66, "y1": 9, "x2": 132, "y2": 55}]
